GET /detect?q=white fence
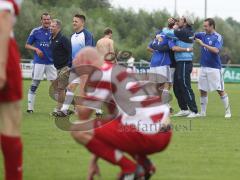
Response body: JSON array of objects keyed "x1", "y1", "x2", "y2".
[{"x1": 21, "y1": 59, "x2": 240, "y2": 83}]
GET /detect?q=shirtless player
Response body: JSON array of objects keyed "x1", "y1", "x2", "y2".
[
  {"x1": 96, "y1": 28, "x2": 115, "y2": 61},
  {"x1": 95, "y1": 28, "x2": 115, "y2": 116}
]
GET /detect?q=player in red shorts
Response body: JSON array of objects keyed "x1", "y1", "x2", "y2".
[
  {"x1": 70, "y1": 47, "x2": 172, "y2": 180},
  {"x1": 0, "y1": 0, "x2": 23, "y2": 180}
]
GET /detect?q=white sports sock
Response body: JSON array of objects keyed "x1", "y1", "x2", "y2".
[
  {"x1": 221, "y1": 94, "x2": 231, "y2": 113},
  {"x1": 54, "y1": 93, "x2": 59, "y2": 101},
  {"x1": 200, "y1": 96, "x2": 208, "y2": 114},
  {"x1": 96, "y1": 109, "x2": 103, "y2": 114},
  {"x1": 28, "y1": 92, "x2": 36, "y2": 111},
  {"x1": 161, "y1": 89, "x2": 170, "y2": 104},
  {"x1": 61, "y1": 91, "x2": 74, "y2": 111}
]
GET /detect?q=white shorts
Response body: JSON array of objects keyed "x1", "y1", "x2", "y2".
[
  {"x1": 149, "y1": 65, "x2": 171, "y2": 83},
  {"x1": 170, "y1": 68, "x2": 175, "y2": 84},
  {"x1": 198, "y1": 67, "x2": 224, "y2": 92},
  {"x1": 68, "y1": 71, "x2": 81, "y2": 84},
  {"x1": 32, "y1": 64, "x2": 57, "y2": 81}
]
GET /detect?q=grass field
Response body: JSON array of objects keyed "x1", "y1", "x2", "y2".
[{"x1": 1, "y1": 80, "x2": 240, "y2": 180}]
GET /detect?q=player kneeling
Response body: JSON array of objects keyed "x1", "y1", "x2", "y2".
[{"x1": 70, "y1": 47, "x2": 172, "y2": 180}]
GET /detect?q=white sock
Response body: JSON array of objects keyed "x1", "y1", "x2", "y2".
[
  {"x1": 28, "y1": 92, "x2": 36, "y2": 111},
  {"x1": 200, "y1": 96, "x2": 208, "y2": 114},
  {"x1": 162, "y1": 89, "x2": 170, "y2": 104},
  {"x1": 221, "y1": 94, "x2": 231, "y2": 113},
  {"x1": 96, "y1": 109, "x2": 103, "y2": 114},
  {"x1": 54, "y1": 93, "x2": 59, "y2": 101},
  {"x1": 61, "y1": 91, "x2": 74, "y2": 111}
]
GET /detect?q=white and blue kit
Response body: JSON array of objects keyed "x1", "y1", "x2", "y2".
[
  {"x1": 69, "y1": 28, "x2": 95, "y2": 84},
  {"x1": 148, "y1": 33, "x2": 171, "y2": 83},
  {"x1": 195, "y1": 32, "x2": 224, "y2": 92},
  {"x1": 26, "y1": 26, "x2": 57, "y2": 111},
  {"x1": 26, "y1": 26, "x2": 57, "y2": 80}
]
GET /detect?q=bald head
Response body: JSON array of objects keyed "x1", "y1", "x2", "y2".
[{"x1": 73, "y1": 47, "x2": 102, "y2": 68}]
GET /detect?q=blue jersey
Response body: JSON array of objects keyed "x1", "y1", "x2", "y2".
[
  {"x1": 195, "y1": 32, "x2": 223, "y2": 69},
  {"x1": 148, "y1": 34, "x2": 171, "y2": 67},
  {"x1": 163, "y1": 27, "x2": 194, "y2": 62},
  {"x1": 26, "y1": 26, "x2": 53, "y2": 64}
]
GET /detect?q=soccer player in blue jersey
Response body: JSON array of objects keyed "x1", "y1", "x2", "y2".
[
  {"x1": 147, "y1": 33, "x2": 171, "y2": 90},
  {"x1": 25, "y1": 12, "x2": 57, "y2": 113},
  {"x1": 57, "y1": 14, "x2": 94, "y2": 116},
  {"x1": 163, "y1": 17, "x2": 199, "y2": 118},
  {"x1": 195, "y1": 18, "x2": 231, "y2": 118}
]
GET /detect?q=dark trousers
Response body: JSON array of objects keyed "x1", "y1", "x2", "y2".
[{"x1": 173, "y1": 61, "x2": 198, "y2": 113}]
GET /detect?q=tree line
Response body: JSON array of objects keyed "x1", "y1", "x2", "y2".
[{"x1": 16, "y1": 0, "x2": 240, "y2": 63}]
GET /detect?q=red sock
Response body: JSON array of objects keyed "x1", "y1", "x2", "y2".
[
  {"x1": 86, "y1": 137, "x2": 136, "y2": 173},
  {"x1": 1, "y1": 134, "x2": 23, "y2": 180}
]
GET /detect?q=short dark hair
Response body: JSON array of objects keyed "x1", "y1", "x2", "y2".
[
  {"x1": 41, "y1": 12, "x2": 50, "y2": 20},
  {"x1": 168, "y1": 18, "x2": 177, "y2": 29},
  {"x1": 204, "y1": 18, "x2": 216, "y2": 29},
  {"x1": 104, "y1": 28, "x2": 112, "y2": 35},
  {"x1": 74, "y1": 14, "x2": 86, "y2": 22}
]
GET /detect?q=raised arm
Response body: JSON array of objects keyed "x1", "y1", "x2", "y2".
[{"x1": 162, "y1": 27, "x2": 178, "y2": 40}]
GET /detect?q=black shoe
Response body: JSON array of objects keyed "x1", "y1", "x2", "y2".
[
  {"x1": 95, "y1": 112, "x2": 103, "y2": 118},
  {"x1": 27, "y1": 110, "x2": 34, "y2": 114},
  {"x1": 67, "y1": 109, "x2": 75, "y2": 115},
  {"x1": 118, "y1": 165, "x2": 145, "y2": 180},
  {"x1": 55, "y1": 110, "x2": 68, "y2": 117},
  {"x1": 51, "y1": 111, "x2": 58, "y2": 117},
  {"x1": 142, "y1": 160, "x2": 156, "y2": 180}
]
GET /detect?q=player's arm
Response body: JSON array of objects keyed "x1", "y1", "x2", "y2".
[
  {"x1": 25, "y1": 30, "x2": 44, "y2": 58},
  {"x1": 62, "y1": 36, "x2": 72, "y2": 59},
  {"x1": 87, "y1": 155, "x2": 100, "y2": 180},
  {"x1": 0, "y1": 7, "x2": 13, "y2": 89},
  {"x1": 147, "y1": 40, "x2": 170, "y2": 52},
  {"x1": 172, "y1": 46, "x2": 193, "y2": 52},
  {"x1": 168, "y1": 39, "x2": 193, "y2": 52},
  {"x1": 109, "y1": 39, "x2": 115, "y2": 53},
  {"x1": 153, "y1": 44, "x2": 170, "y2": 52},
  {"x1": 147, "y1": 41, "x2": 154, "y2": 53},
  {"x1": 195, "y1": 38, "x2": 221, "y2": 54},
  {"x1": 194, "y1": 32, "x2": 204, "y2": 40},
  {"x1": 162, "y1": 27, "x2": 178, "y2": 40}
]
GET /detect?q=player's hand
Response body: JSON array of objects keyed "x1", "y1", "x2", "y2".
[
  {"x1": 188, "y1": 47, "x2": 194, "y2": 52},
  {"x1": 35, "y1": 48, "x2": 44, "y2": 58},
  {"x1": 87, "y1": 159, "x2": 101, "y2": 180},
  {"x1": 195, "y1": 38, "x2": 204, "y2": 46},
  {"x1": 0, "y1": 66, "x2": 6, "y2": 90}
]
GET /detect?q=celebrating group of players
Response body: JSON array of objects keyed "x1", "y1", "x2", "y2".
[
  {"x1": 0, "y1": 0, "x2": 232, "y2": 180},
  {"x1": 148, "y1": 16, "x2": 231, "y2": 119}
]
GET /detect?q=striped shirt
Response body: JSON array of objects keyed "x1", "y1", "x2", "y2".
[{"x1": 83, "y1": 61, "x2": 170, "y2": 134}]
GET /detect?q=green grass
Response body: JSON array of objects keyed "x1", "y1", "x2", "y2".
[{"x1": 1, "y1": 80, "x2": 240, "y2": 180}]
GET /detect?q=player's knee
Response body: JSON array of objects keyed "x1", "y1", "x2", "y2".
[
  {"x1": 71, "y1": 131, "x2": 85, "y2": 142},
  {"x1": 218, "y1": 90, "x2": 226, "y2": 97},
  {"x1": 1, "y1": 103, "x2": 22, "y2": 136},
  {"x1": 29, "y1": 80, "x2": 40, "y2": 94},
  {"x1": 71, "y1": 131, "x2": 92, "y2": 145},
  {"x1": 200, "y1": 90, "x2": 207, "y2": 97},
  {"x1": 67, "y1": 83, "x2": 77, "y2": 91}
]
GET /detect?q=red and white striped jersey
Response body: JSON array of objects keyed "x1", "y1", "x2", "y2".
[
  {"x1": 0, "y1": 0, "x2": 22, "y2": 15},
  {"x1": 0, "y1": 0, "x2": 23, "y2": 38},
  {"x1": 85, "y1": 61, "x2": 170, "y2": 134}
]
